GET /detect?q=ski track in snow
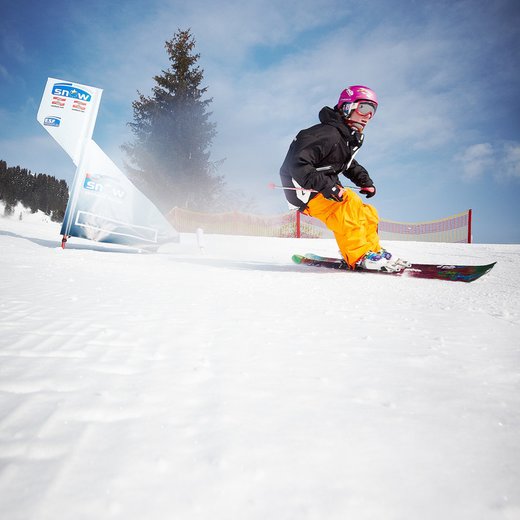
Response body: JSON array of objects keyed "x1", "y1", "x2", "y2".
[{"x1": 1, "y1": 209, "x2": 520, "y2": 520}]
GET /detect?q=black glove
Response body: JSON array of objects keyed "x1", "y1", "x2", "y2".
[
  {"x1": 359, "y1": 185, "x2": 376, "y2": 198},
  {"x1": 322, "y1": 184, "x2": 344, "y2": 202}
]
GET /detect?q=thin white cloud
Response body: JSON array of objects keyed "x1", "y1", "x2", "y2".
[
  {"x1": 457, "y1": 141, "x2": 520, "y2": 182},
  {"x1": 459, "y1": 143, "x2": 494, "y2": 180},
  {"x1": 0, "y1": 26, "x2": 26, "y2": 65},
  {"x1": 501, "y1": 142, "x2": 520, "y2": 179},
  {"x1": 0, "y1": 64, "x2": 9, "y2": 80}
]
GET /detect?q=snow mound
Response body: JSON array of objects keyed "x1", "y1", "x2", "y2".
[
  {"x1": 0, "y1": 200, "x2": 56, "y2": 224},
  {"x1": 1, "y1": 214, "x2": 519, "y2": 520}
]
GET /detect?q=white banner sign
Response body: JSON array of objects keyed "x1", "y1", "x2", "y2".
[
  {"x1": 37, "y1": 77, "x2": 179, "y2": 248},
  {"x1": 37, "y1": 77, "x2": 102, "y2": 166}
]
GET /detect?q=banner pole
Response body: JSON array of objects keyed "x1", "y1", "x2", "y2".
[
  {"x1": 468, "y1": 209, "x2": 472, "y2": 244},
  {"x1": 62, "y1": 92, "x2": 103, "y2": 240}
]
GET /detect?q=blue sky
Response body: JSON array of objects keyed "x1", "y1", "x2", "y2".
[{"x1": 1, "y1": 0, "x2": 519, "y2": 243}]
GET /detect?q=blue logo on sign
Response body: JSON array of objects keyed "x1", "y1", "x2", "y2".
[
  {"x1": 44, "y1": 116, "x2": 61, "y2": 127},
  {"x1": 83, "y1": 173, "x2": 125, "y2": 199},
  {"x1": 51, "y1": 82, "x2": 92, "y2": 102}
]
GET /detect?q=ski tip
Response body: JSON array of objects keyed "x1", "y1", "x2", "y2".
[
  {"x1": 292, "y1": 254, "x2": 304, "y2": 264},
  {"x1": 465, "y1": 262, "x2": 497, "y2": 282},
  {"x1": 470, "y1": 261, "x2": 497, "y2": 277},
  {"x1": 481, "y1": 261, "x2": 497, "y2": 274}
]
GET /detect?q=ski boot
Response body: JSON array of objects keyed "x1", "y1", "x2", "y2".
[
  {"x1": 378, "y1": 248, "x2": 411, "y2": 269},
  {"x1": 356, "y1": 251, "x2": 403, "y2": 272}
]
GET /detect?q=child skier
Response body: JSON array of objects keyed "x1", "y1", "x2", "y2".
[{"x1": 279, "y1": 85, "x2": 401, "y2": 271}]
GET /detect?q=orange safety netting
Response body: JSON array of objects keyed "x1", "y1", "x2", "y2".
[{"x1": 167, "y1": 208, "x2": 472, "y2": 243}]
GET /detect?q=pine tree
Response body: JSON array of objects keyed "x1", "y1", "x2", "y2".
[{"x1": 122, "y1": 29, "x2": 224, "y2": 212}]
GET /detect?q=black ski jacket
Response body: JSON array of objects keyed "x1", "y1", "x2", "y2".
[{"x1": 279, "y1": 106, "x2": 374, "y2": 211}]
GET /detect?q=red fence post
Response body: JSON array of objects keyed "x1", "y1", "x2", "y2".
[
  {"x1": 296, "y1": 211, "x2": 301, "y2": 238},
  {"x1": 467, "y1": 209, "x2": 472, "y2": 243}
]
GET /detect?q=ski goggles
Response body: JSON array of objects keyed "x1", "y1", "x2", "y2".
[{"x1": 353, "y1": 101, "x2": 377, "y2": 117}]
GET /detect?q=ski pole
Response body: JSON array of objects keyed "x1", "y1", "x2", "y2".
[
  {"x1": 268, "y1": 182, "x2": 362, "y2": 191},
  {"x1": 268, "y1": 182, "x2": 318, "y2": 192}
]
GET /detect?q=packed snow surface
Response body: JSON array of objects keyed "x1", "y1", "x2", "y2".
[{"x1": 1, "y1": 208, "x2": 520, "y2": 520}]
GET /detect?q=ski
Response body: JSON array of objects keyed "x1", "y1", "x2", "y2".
[{"x1": 292, "y1": 253, "x2": 496, "y2": 283}]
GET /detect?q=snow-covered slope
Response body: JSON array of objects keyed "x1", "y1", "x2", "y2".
[{"x1": 1, "y1": 209, "x2": 519, "y2": 520}]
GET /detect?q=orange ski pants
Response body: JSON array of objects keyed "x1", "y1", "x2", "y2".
[{"x1": 304, "y1": 189, "x2": 381, "y2": 268}]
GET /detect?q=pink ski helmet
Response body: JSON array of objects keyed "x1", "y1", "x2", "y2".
[{"x1": 337, "y1": 85, "x2": 378, "y2": 116}]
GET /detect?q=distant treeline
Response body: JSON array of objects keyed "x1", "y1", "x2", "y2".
[{"x1": 0, "y1": 160, "x2": 69, "y2": 222}]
